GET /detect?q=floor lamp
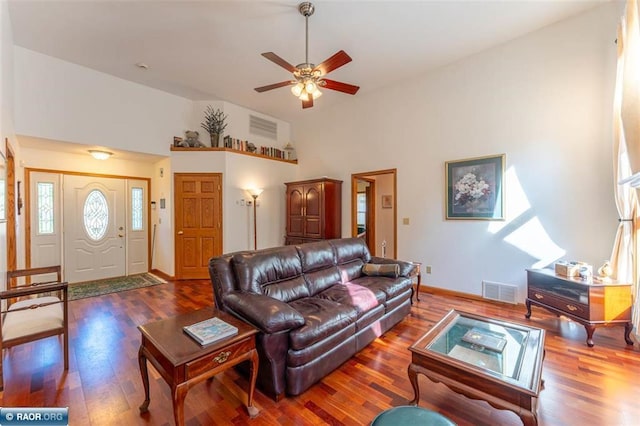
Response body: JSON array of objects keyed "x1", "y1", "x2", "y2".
[{"x1": 247, "y1": 188, "x2": 263, "y2": 250}]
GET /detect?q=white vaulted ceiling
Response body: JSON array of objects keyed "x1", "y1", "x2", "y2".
[{"x1": 8, "y1": 0, "x2": 606, "y2": 123}]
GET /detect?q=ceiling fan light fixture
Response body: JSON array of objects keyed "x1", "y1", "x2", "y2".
[
  {"x1": 291, "y1": 83, "x2": 304, "y2": 97},
  {"x1": 305, "y1": 80, "x2": 317, "y2": 93},
  {"x1": 254, "y1": 2, "x2": 360, "y2": 109},
  {"x1": 298, "y1": 91, "x2": 310, "y2": 101}
]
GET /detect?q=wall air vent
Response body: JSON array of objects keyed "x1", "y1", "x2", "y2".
[
  {"x1": 249, "y1": 115, "x2": 278, "y2": 140},
  {"x1": 482, "y1": 280, "x2": 517, "y2": 304}
]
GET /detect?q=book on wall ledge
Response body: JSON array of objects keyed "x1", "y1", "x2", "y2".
[{"x1": 183, "y1": 316, "x2": 238, "y2": 345}]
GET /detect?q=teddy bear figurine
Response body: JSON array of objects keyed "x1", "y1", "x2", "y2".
[{"x1": 180, "y1": 130, "x2": 206, "y2": 148}]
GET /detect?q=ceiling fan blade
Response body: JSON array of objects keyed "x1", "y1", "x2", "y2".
[
  {"x1": 254, "y1": 81, "x2": 294, "y2": 93},
  {"x1": 302, "y1": 97, "x2": 314, "y2": 109},
  {"x1": 313, "y1": 50, "x2": 352, "y2": 76},
  {"x1": 321, "y1": 79, "x2": 360, "y2": 95},
  {"x1": 261, "y1": 52, "x2": 297, "y2": 73}
]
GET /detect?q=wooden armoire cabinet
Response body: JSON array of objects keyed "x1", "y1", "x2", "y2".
[{"x1": 285, "y1": 178, "x2": 342, "y2": 245}]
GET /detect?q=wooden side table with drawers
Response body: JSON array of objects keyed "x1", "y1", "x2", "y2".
[
  {"x1": 525, "y1": 268, "x2": 633, "y2": 347},
  {"x1": 138, "y1": 307, "x2": 259, "y2": 425}
]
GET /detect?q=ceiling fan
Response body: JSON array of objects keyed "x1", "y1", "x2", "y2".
[{"x1": 254, "y1": 1, "x2": 360, "y2": 109}]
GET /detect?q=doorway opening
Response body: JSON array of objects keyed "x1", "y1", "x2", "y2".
[{"x1": 351, "y1": 169, "x2": 397, "y2": 259}]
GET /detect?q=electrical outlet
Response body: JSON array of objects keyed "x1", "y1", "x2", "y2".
[{"x1": 426, "y1": 265, "x2": 432, "y2": 274}]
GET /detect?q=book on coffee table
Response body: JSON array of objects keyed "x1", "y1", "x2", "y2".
[
  {"x1": 183, "y1": 316, "x2": 238, "y2": 345},
  {"x1": 462, "y1": 327, "x2": 507, "y2": 353}
]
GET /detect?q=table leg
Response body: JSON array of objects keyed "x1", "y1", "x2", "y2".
[
  {"x1": 625, "y1": 322, "x2": 634, "y2": 345},
  {"x1": 416, "y1": 272, "x2": 421, "y2": 302},
  {"x1": 138, "y1": 346, "x2": 150, "y2": 413},
  {"x1": 525, "y1": 299, "x2": 532, "y2": 319},
  {"x1": 407, "y1": 363, "x2": 420, "y2": 406},
  {"x1": 247, "y1": 349, "x2": 259, "y2": 418},
  {"x1": 172, "y1": 383, "x2": 188, "y2": 426},
  {"x1": 520, "y1": 409, "x2": 538, "y2": 426},
  {"x1": 584, "y1": 324, "x2": 596, "y2": 347}
]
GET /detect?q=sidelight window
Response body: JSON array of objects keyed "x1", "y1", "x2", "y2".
[
  {"x1": 131, "y1": 187, "x2": 143, "y2": 231},
  {"x1": 37, "y1": 182, "x2": 55, "y2": 234}
]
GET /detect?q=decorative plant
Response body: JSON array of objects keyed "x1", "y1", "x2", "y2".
[{"x1": 201, "y1": 105, "x2": 228, "y2": 137}]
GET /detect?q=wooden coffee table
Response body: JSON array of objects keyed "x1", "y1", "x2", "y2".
[
  {"x1": 138, "y1": 307, "x2": 259, "y2": 425},
  {"x1": 408, "y1": 309, "x2": 545, "y2": 426}
]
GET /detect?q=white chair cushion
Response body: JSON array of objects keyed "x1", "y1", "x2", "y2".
[{"x1": 2, "y1": 296, "x2": 64, "y2": 341}]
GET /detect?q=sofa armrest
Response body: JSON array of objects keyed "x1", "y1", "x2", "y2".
[
  {"x1": 369, "y1": 256, "x2": 416, "y2": 277},
  {"x1": 223, "y1": 292, "x2": 305, "y2": 334}
]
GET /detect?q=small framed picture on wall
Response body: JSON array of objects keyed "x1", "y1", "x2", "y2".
[{"x1": 381, "y1": 194, "x2": 393, "y2": 209}]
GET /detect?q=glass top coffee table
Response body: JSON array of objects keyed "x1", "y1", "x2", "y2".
[{"x1": 408, "y1": 309, "x2": 545, "y2": 426}]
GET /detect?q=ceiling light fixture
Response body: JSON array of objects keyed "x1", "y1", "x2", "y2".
[{"x1": 89, "y1": 150, "x2": 113, "y2": 160}]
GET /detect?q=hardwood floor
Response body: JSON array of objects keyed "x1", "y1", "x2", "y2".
[{"x1": 2, "y1": 279, "x2": 640, "y2": 425}]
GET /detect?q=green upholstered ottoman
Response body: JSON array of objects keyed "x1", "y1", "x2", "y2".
[{"x1": 371, "y1": 405, "x2": 456, "y2": 425}]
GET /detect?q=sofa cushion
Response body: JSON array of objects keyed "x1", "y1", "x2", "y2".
[
  {"x1": 297, "y1": 240, "x2": 336, "y2": 271},
  {"x1": 336, "y1": 259, "x2": 365, "y2": 283},
  {"x1": 288, "y1": 297, "x2": 357, "y2": 350},
  {"x1": 317, "y1": 283, "x2": 383, "y2": 316},
  {"x1": 351, "y1": 275, "x2": 412, "y2": 300},
  {"x1": 304, "y1": 268, "x2": 342, "y2": 296},
  {"x1": 232, "y1": 246, "x2": 308, "y2": 302},
  {"x1": 331, "y1": 238, "x2": 371, "y2": 264},
  {"x1": 287, "y1": 322, "x2": 356, "y2": 367},
  {"x1": 362, "y1": 263, "x2": 400, "y2": 278}
]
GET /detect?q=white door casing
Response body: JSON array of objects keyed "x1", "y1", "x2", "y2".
[{"x1": 63, "y1": 175, "x2": 126, "y2": 283}]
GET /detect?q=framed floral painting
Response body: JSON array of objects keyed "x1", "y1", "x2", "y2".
[{"x1": 445, "y1": 154, "x2": 505, "y2": 220}]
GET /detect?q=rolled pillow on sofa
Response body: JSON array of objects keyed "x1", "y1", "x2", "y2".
[{"x1": 362, "y1": 263, "x2": 400, "y2": 278}]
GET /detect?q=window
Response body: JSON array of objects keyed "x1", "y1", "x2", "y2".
[
  {"x1": 131, "y1": 187, "x2": 143, "y2": 231},
  {"x1": 83, "y1": 189, "x2": 109, "y2": 240},
  {"x1": 357, "y1": 192, "x2": 366, "y2": 227},
  {"x1": 37, "y1": 182, "x2": 55, "y2": 234}
]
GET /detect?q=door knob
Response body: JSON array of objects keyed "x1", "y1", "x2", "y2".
[
  {"x1": 178, "y1": 231, "x2": 184, "y2": 235},
  {"x1": 118, "y1": 233, "x2": 124, "y2": 238}
]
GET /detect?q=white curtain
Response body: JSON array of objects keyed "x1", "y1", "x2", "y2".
[{"x1": 612, "y1": 0, "x2": 640, "y2": 343}]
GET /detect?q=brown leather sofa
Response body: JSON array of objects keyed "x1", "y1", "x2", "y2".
[{"x1": 208, "y1": 237, "x2": 414, "y2": 400}]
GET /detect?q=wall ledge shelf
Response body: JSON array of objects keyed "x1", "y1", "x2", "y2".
[{"x1": 170, "y1": 145, "x2": 297, "y2": 164}]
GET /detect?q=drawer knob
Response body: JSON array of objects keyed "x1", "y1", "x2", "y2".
[
  {"x1": 566, "y1": 305, "x2": 578, "y2": 311},
  {"x1": 534, "y1": 293, "x2": 544, "y2": 300},
  {"x1": 213, "y1": 351, "x2": 231, "y2": 364}
]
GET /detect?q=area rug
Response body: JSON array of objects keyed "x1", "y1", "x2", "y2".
[{"x1": 69, "y1": 273, "x2": 166, "y2": 300}]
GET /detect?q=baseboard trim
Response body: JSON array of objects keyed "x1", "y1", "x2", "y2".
[
  {"x1": 150, "y1": 269, "x2": 173, "y2": 281},
  {"x1": 420, "y1": 285, "x2": 524, "y2": 307}
]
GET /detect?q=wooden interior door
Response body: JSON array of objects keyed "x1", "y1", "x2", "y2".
[{"x1": 174, "y1": 173, "x2": 222, "y2": 279}]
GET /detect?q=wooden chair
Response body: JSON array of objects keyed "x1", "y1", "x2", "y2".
[{"x1": 1, "y1": 266, "x2": 68, "y2": 390}]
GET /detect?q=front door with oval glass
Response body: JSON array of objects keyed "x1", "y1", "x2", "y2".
[{"x1": 63, "y1": 175, "x2": 126, "y2": 283}]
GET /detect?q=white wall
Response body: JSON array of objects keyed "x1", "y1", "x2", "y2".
[
  {"x1": 171, "y1": 151, "x2": 296, "y2": 256},
  {"x1": 11, "y1": 48, "x2": 294, "y2": 278},
  {"x1": 14, "y1": 47, "x2": 191, "y2": 156},
  {"x1": 292, "y1": 3, "x2": 622, "y2": 300},
  {"x1": 19, "y1": 147, "x2": 156, "y2": 178},
  {"x1": 0, "y1": 0, "x2": 13, "y2": 290},
  {"x1": 374, "y1": 174, "x2": 395, "y2": 259},
  {"x1": 189, "y1": 100, "x2": 292, "y2": 152}
]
